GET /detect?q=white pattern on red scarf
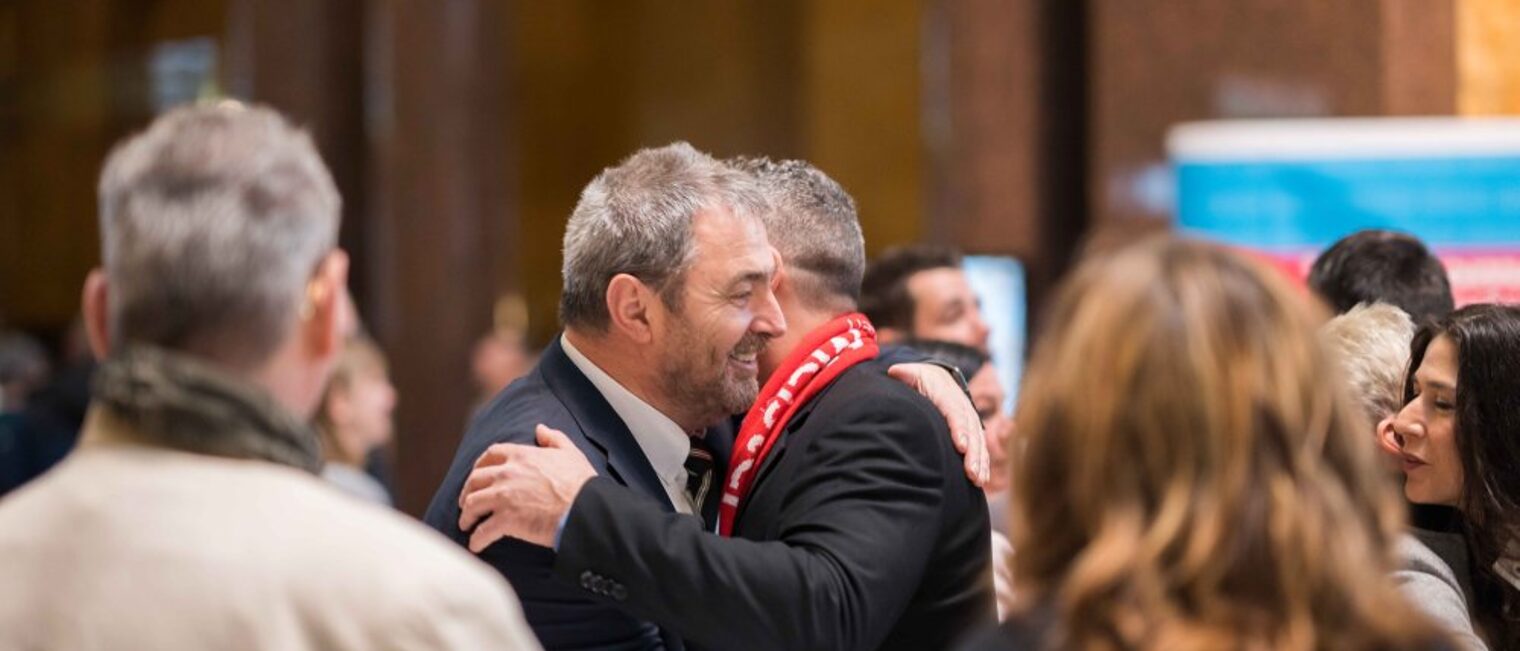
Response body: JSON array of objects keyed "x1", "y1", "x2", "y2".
[{"x1": 718, "y1": 313, "x2": 878, "y2": 536}]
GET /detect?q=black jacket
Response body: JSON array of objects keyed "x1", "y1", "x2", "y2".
[
  {"x1": 555, "y1": 359, "x2": 996, "y2": 651},
  {"x1": 425, "y1": 337, "x2": 731, "y2": 650}
]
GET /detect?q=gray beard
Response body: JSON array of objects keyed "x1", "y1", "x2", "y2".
[
  {"x1": 660, "y1": 350, "x2": 758, "y2": 423},
  {"x1": 658, "y1": 328, "x2": 765, "y2": 424}
]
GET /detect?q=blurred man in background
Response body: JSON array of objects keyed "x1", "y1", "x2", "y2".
[
  {"x1": 1308, "y1": 229, "x2": 1454, "y2": 324},
  {"x1": 860, "y1": 247, "x2": 1010, "y2": 499},
  {"x1": 861, "y1": 244, "x2": 991, "y2": 352}
]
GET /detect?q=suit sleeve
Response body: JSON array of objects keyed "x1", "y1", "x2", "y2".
[
  {"x1": 425, "y1": 416, "x2": 669, "y2": 651},
  {"x1": 553, "y1": 396, "x2": 949, "y2": 651}
]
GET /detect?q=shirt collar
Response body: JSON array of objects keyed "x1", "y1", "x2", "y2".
[{"x1": 560, "y1": 334, "x2": 692, "y2": 488}]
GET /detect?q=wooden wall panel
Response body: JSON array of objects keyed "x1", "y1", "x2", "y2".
[
  {"x1": 926, "y1": 0, "x2": 1088, "y2": 315},
  {"x1": 225, "y1": 0, "x2": 368, "y2": 312},
  {"x1": 803, "y1": 0, "x2": 924, "y2": 256},
  {"x1": 1088, "y1": 0, "x2": 1457, "y2": 225},
  {"x1": 511, "y1": 1, "x2": 804, "y2": 345},
  {"x1": 0, "y1": 0, "x2": 223, "y2": 336},
  {"x1": 1458, "y1": 0, "x2": 1520, "y2": 115},
  {"x1": 365, "y1": 0, "x2": 517, "y2": 515}
]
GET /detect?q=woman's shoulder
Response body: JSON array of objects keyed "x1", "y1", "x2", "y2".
[{"x1": 1398, "y1": 534, "x2": 1463, "y2": 583}]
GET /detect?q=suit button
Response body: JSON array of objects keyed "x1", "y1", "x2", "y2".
[
  {"x1": 610, "y1": 584, "x2": 627, "y2": 601},
  {"x1": 580, "y1": 571, "x2": 594, "y2": 590}
]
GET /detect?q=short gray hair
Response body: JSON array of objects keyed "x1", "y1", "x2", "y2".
[
  {"x1": 560, "y1": 142, "x2": 767, "y2": 330},
  {"x1": 727, "y1": 156, "x2": 864, "y2": 308},
  {"x1": 97, "y1": 102, "x2": 339, "y2": 368},
  {"x1": 1320, "y1": 302, "x2": 1416, "y2": 424}
]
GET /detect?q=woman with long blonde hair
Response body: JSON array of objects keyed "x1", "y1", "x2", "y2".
[{"x1": 962, "y1": 237, "x2": 1451, "y2": 651}]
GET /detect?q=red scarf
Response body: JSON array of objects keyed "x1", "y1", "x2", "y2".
[{"x1": 718, "y1": 313, "x2": 878, "y2": 536}]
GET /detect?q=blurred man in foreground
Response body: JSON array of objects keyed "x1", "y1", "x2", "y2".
[{"x1": 0, "y1": 103, "x2": 540, "y2": 651}]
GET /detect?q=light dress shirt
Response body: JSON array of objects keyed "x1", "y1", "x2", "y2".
[{"x1": 561, "y1": 334, "x2": 697, "y2": 515}]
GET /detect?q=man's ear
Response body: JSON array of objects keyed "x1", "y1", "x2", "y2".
[
  {"x1": 81, "y1": 269, "x2": 112, "y2": 360},
  {"x1": 605, "y1": 273, "x2": 656, "y2": 344},
  {"x1": 769, "y1": 246, "x2": 785, "y2": 289},
  {"x1": 768, "y1": 246, "x2": 790, "y2": 295},
  {"x1": 302, "y1": 250, "x2": 352, "y2": 360},
  {"x1": 1376, "y1": 415, "x2": 1403, "y2": 457}
]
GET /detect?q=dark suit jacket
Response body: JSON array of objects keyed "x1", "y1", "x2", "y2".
[
  {"x1": 424, "y1": 337, "x2": 731, "y2": 650},
  {"x1": 555, "y1": 359, "x2": 996, "y2": 651}
]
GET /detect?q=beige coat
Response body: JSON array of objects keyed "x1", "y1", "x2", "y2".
[{"x1": 0, "y1": 409, "x2": 542, "y2": 651}]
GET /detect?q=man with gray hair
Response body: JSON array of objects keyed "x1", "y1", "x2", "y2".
[
  {"x1": 0, "y1": 103, "x2": 539, "y2": 651},
  {"x1": 451, "y1": 156, "x2": 995, "y2": 650},
  {"x1": 426, "y1": 141, "x2": 788, "y2": 649},
  {"x1": 1320, "y1": 302, "x2": 1416, "y2": 430}
]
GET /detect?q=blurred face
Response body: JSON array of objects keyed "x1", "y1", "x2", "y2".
[
  {"x1": 907, "y1": 267, "x2": 989, "y2": 351},
  {"x1": 343, "y1": 364, "x2": 397, "y2": 451},
  {"x1": 1392, "y1": 335, "x2": 1463, "y2": 507},
  {"x1": 656, "y1": 207, "x2": 786, "y2": 425},
  {"x1": 471, "y1": 332, "x2": 530, "y2": 398},
  {"x1": 969, "y1": 364, "x2": 1012, "y2": 494}
]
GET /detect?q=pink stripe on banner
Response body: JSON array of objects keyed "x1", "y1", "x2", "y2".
[{"x1": 1248, "y1": 248, "x2": 1520, "y2": 307}]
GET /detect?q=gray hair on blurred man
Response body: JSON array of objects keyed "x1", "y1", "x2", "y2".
[
  {"x1": 1320, "y1": 301, "x2": 1416, "y2": 477},
  {"x1": 1320, "y1": 301, "x2": 1416, "y2": 427},
  {"x1": 0, "y1": 102, "x2": 540, "y2": 651}
]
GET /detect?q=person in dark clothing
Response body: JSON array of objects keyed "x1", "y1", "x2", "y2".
[
  {"x1": 447, "y1": 154, "x2": 995, "y2": 651},
  {"x1": 0, "y1": 360, "x2": 92, "y2": 497}
]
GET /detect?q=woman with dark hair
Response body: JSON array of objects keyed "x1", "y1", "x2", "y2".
[
  {"x1": 962, "y1": 237, "x2": 1452, "y2": 651},
  {"x1": 1386, "y1": 303, "x2": 1520, "y2": 648}
]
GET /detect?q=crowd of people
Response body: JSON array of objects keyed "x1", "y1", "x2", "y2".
[{"x1": 0, "y1": 101, "x2": 1513, "y2": 650}]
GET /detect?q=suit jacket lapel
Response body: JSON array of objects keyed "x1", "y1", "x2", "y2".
[{"x1": 539, "y1": 337, "x2": 674, "y2": 513}]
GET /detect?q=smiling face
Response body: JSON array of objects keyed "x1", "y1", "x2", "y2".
[
  {"x1": 654, "y1": 205, "x2": 786, "y2": 426},
  {"x1": 1392, "y1": 334, "x2": 1464, "y2": 507}
]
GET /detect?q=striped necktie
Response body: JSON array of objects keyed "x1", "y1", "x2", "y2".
[{"x1": 685, "y1": 435, "x2": 717, "y2": 529}]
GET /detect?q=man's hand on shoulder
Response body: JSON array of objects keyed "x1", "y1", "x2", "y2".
[
  {"x1": 457, "y1": 424, "x2": 597, "y2": 552},
  {"x1": 888, "y1": 362, "x2": 990, "y2": 486}
]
